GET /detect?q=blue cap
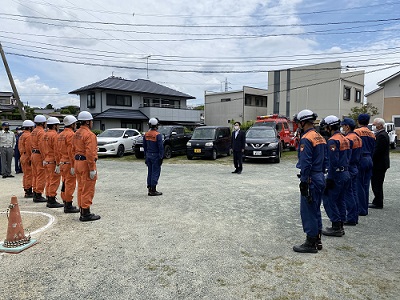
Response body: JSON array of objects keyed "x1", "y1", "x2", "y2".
[
  {"x1": 2, "y1": 122, "x2": 10, "y2": 127},
  {"x1": 341, "y1": 118, "x2": 356, "y2": 128},
  {"x1": 358, "y1": 113, "x2": 370, "y2": 124}
]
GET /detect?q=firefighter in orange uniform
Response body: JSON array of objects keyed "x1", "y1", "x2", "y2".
[
  {"x1": 19, "y1": 120, "x2": 35, "y2": 198},
  {"x1": 72, "y1": 111, "x2": 100, "y2": 222},
  {"x1": 57, "y1": 115, "x2": 79, "y2": 213},
  {"x1": 31, "y1": 115, "x2": 47, "y2": 203},
  {"x1": 43, "y1": 117, "x2": 63, "y2": 208}
]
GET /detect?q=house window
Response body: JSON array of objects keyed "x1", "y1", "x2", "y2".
[
  {"x1": 343, "y1": 87, "x2": 351, "y2": 101},
  {"x1": 355, "y1": 89, "x2": 362, "y2": 103},
  {"x1": 255, "y1": 96, "x2": 267, "y2": 107},
  {"x1": 221, "y1": 98, "x2": 231, "y2": 102},
  {"x1": 245, "y1": 94, "x2": 252, "y2": 105},
  {"x1": 106, "y1": 94, "x2": 132, "y2": 107},
  {"x1": 87, "y1": 93, "x2": 95, "y2": 108}
]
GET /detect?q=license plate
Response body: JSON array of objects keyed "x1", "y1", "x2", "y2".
[
  {"x1": 140, "y1": 147, "x2": 144, "y2": 152},
  {"x1": 194, "y1": 148, "x2": 201, "y2": 153},
  {"x1": 253, "y1": 151, "x2": 262, "y2": 155}
]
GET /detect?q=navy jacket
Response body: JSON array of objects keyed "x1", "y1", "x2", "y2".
[{"x1": 231, "y1": 130, "x2": 246, "y2": 151}]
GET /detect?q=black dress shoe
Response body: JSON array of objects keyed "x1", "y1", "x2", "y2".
[
  {"x1": 231, "y1": 170, "x2": 238, "y2": 173},
  {"x1": 7, "y1": 175, "x2": 15, "y2": 178},
  {"x1": 344, "y1": 221, "x2": 357, "y2": 226},
  {"x1": 369, "y1": 203, "x2": 383, "y2": 209},
  {"x1": 237, "y1": 171, "x2": 242, "y2": 174}
]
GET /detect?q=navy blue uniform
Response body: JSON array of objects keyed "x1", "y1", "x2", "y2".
[
  {"x1": 344, "y1": 132, "x2": 362, "y2": 223},
  {"x1": 14, "y1": 132, "x2": 23, "y2": 173},
  {"x1": 323, "y1": 131, "x2": 351, "y2": 224},
  {"x1": 144, "y1": 129, "x2": 164, "y2": 188},
  {"x1": 298, "y1": 128, "x2": 327, "y2": 237},
  {"x1": 354, "y1": 126, "x2": 375, "y2": 215}
]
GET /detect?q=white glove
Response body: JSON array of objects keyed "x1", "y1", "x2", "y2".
[
  {"x1": 43, "y1": 161, "x2": 47, "y2": 166},
  {"x1": 54, "y1": 165, "x2": 60, "y2": 174},
  {"x1": 89, "y1": 170, "x2": 97, "y2": 180},
  {"x1": 70, "y1": 168, "x2": 75, "y2": 176}
]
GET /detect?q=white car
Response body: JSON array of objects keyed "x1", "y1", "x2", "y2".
[{"x1": 97, "y1": 128, "x2": 141, "y2": 157}]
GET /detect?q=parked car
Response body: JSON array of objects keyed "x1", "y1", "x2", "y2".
[
  {"x1": 186, "y1": 126, "x2": 231, "y2": 160},
  {"x1": 134, "y1": 125, "x2": 192, "y2": 159},
  {"x1": 368, "y1": 122, "x2": 397, "y2": 149},
  {"x1": 97, "y1": 128, "x2": 141, "y2": 157},
  {"x1": 244, "y1": 126, "x2": 281, "y2": 163}
]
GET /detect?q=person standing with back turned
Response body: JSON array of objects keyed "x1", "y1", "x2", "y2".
[
  {"x1": 231, "y1": 121, "x2": 246, "y2": 174},
  {"x1": 73, "y1": 111, "x2": 100, "y2": 222},
  {"x1": 144, "y1": 118, "x2": 164, "y2": 196}
]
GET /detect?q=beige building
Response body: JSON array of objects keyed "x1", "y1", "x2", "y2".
[
  {"x1": 365, "y1": 70, "x2": 400, "y2": 134},
  {"x1": 267, "y1": 61, "x2": 365, "y2": 120},
  {"x1": 204, "y1": 86, "x2": 268, "y2": 126}
]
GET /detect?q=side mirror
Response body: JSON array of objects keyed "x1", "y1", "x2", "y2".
[{"x1": 171, "y1": 131, "x2": 177, "y2": 136}]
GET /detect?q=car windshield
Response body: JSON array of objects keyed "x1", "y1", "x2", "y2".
[
  {"x1": 191, "y1": 128, "x2": 216, "y2": 140},
  {"x1": 158, "y1": 126, "x2": 173, "y2": 135},
  {"x1": 253, "y1": 121, "x2": 275, "y2": 127},
  {"x1": 98, "y1": 129, "x2": 124, "y2": 138},
  {"x1": 246, "y1": 129, "x2": 276, "y2": 138}
]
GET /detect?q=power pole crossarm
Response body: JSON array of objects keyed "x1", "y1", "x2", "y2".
[{"x1": 0, "y1": 42, "x2": 26, "y2": 120}]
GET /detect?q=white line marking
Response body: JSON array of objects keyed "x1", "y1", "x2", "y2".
[{"x1": 0, "y1": 211, "x2": 55, "y2": 236}]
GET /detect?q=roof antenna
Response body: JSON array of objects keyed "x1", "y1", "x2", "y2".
[{"x1": 111, "y1": 71, "x2": 114, "y2": 77}]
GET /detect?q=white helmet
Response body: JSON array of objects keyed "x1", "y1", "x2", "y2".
[
  {"x1": 34, "y1": 115, "x2": 47, "y2": 123},
  {"x1": 148, "y1": 118, "x2": 158, "y2": 126},
  {"x1": 78, "y1": 111, "x2": 93, "y2": 121},
  {"x1": 47, "y1": 117, "x2": 61, "y2": 125},
  {"x1": 63, "y1": 115, "x2": 78, "y2": 126},
  {"x1": 324, "y1": 115, "x2": 340, "y2": 126},
  {"x1": 22, "y1": 120, "x2": 35, "y2": 127},
  {"x1": 297, "y1": 109, "x2": 318, "y2": 122}
]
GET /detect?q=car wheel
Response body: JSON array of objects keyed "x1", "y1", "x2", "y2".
[
  {"x1": 227, "y1": 148, "x2": 232, "y2": 156},
  {"x1": 274, "y1": 148, "x2": 281, "y2": 163},
  {"x1": 187, "y1": 155, "x2": 193, "y2": 160},
  {"x1": 135, "y1": 151, "x2": 144, "y2": 159},
  {"x1": 117, "y1": 145, "x2": 124, "y2": 157},
  {"x1": 391, "y1": 137, "x2": 397, "y2": 149},
  {"x1": 164, "y1": 145, "x2": 172, "y2": 159},
  {"x1": 211, "y1": 149, "x2": 217, "y2": 160}
]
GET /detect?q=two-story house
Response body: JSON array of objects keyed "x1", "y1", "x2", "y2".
[{"x1": 69, "y1": 76, "x2": 201, "y2": 131}]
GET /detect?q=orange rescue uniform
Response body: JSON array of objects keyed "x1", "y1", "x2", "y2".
[
  {"x1": 31, "y1": 126, "x2": 46, "y2": 194},
  {"x1": 72, "y1": 125, "x2": 98, "y2": 209},
  {"x1": 19, "y1": 130, "x2": 33, "y2": 190},
  {"x1": 43, "y1": 129, "x2": 61, "y2": 197},
  {"x1": 56, "y1": 127, "x2": 76, "y2": 202}
]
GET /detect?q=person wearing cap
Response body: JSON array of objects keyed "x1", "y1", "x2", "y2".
[
  {"x1": 293, "y1": 109, "x2": 327, "y2": 254},
  {"x1": 320, "y1": 115, "x2": 351, "y2": 237},
  {"x1": 340, "y1": 118, "x2": 362, "y2": 226},
  {"x1": 19, "y1": 120, "x2": 35, "y2": 198},
  {"x1": 72, "y1": 111, "x2": 100, "y2": 221},
  {"x1": 231, "y1": 121, "x2": 246, "y2": 174},
  {"x1": 14, "y1": 126, "x2": 23, "y2": 174},
  {"x1": 354, "y1": 114, "x2": 375, "y2": 215},
  {"x1": 0, "y1": 122, "x2": 16, "y2": 178},
  {"x1": 144, "y1": 117, "x2": 164, "y2": 196},
  {"x1": 370, "y1": 117, "x2": 390, "y2": 209},
  {"x1": 43, "y1": 117, "x2": 63, "y2": 208},
  {"x1": 31, "y1": 115, "x2": 48, "y2": 202},
  {"x1": 56, "y1": 115, "x2": 79, "y2": 213}
]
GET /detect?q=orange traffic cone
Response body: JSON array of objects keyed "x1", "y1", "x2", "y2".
[{"x1": 0, "y1": 195, "x2": 37, "y2": 253}]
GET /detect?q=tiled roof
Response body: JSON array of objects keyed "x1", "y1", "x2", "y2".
[
  {"x1": 94, "y1": 108, "x2": 148, "y2": 120},
  {"x1": 69, "y1": 77, "x2": 195, "y2": 99}
]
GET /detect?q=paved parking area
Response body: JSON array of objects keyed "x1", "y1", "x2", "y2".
[{"x1": 0, "y1": 153, "x2": 399, "y2": 299}]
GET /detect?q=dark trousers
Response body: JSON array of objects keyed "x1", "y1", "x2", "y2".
[
  {"x1": 146, "y1": 152, "x2": 161, "y2": 187},
  {"x1": 233, "y1": 151, "x2": 243, "y2": 171},
  {"x1": 371, "y1": 168, "x2": 387, "y2": 207},
  {"x1": 14, "y1": 148, "x2": 22, "y2": 173}
]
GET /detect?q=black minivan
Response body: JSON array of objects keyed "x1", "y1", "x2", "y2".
[{"x1": 186, "y1": 126, "x2": 231, "y2": 160}]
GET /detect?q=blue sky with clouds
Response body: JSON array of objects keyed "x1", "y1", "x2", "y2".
[{"x1": 1, "y1": 0, "x2": 400, "y2": 108}]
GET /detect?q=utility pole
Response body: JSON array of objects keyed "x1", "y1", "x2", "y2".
[{"x1": 0, "y1": 42, "x2": 26, "y2": 120}]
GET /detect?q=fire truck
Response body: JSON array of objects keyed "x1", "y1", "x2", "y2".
[{"x1": 253, "y1": 114, "x2": 298, "y2": 150}]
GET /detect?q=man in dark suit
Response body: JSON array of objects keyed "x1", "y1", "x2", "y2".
[
  {"x1": 231, "y1": 121, "x2": 246, "y2": 174},
  {"x1": 370, "y1": 118, "x2": 390, "y2": 209}
]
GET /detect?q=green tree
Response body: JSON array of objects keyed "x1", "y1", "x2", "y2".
[
  {"x1": 193, "y1": 105, "x2": 204, "y2": 110},
  {"x1": 348, "y1": 103, "x2": 379, "y2": 122},
  {"x1": 45, "y1": 103, "x2": 54, "y2": 109},
  {"x1": 229, "y1": 119, "x2": 254, "y2": 131}
]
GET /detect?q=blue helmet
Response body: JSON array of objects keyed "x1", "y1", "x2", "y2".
[
  {"x1": 358, "y1": 113, "x2": 370, "y2": 125},
  {"x1": 341, "y1": 118, "x2": 356, "y2": 128}
]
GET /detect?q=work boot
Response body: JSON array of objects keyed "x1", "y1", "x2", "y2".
[
  {"x1": 340, "y1": 222, "x2": 345, "y2": 235},
  {"x1": 33, "y1": 192, "x2": 47, "y2": 203},
  {"x1": 148, "y1": 186, "x2": 162, "y2": 196},
  {"x1": 46, "y1": 196, "x2": 64, "y2": 208},
  {"x1": 24, "y1": 187, "x2": 34, "y2": 198},
  {"x1": 79, "y1": 207, "x2": 101, "y2": 222},
  {"x1": 293, "y1": 236, "x2": 318, "y2": 253},
  {"x1": 147, "y1": 185, "x2": 151, "y2": 196},
  {"x1": 64, "y1": 201, "x2": 79, "y2": 213},
  {"x1": 322, "y1": 222, "x2": 344, "y2": 237},
  {"x1": 316, "y1": 231, "x2": 323, "y2": 250}
]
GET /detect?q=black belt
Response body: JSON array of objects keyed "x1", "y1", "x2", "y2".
[
  {"x1": 75, "y1": 155, "x2": 86, "y2": 160},
  {"x1": 335, "y1": 166, "x2": 348, "y2": 172},
  {"x1": 32, "y1": 149, "x2": 41, "y2": 154}
]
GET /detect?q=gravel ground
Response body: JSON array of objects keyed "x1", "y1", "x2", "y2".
[{"x1": 0, "y1": 152, "x2": 399, "y2": 300}]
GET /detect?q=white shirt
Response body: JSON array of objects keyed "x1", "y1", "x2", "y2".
[
  {"x1": 235, "y1": 130, "x2": 239, "y2": 138},
  {"x1": 0, "y1": 130, "x2": 16, "y2": 148}
]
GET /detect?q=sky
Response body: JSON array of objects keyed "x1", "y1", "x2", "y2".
[{"x1": 1, "y1": 0, "x2": 400, "y2": 109}]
